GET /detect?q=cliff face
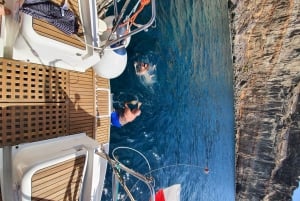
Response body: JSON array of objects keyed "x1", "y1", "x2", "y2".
[{"x1": 231, "y1": 0, "x2": 300, "y2": 200}]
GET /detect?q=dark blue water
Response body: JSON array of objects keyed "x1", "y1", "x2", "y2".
[{"x1": 102, "y1": 0, "x2": 235, "y2": 200}]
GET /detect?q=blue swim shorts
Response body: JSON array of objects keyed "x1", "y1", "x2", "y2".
[{"x1": 111, "y1": 111, "x2": 122, "y2": 128}]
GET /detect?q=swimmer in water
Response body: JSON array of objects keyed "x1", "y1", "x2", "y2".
[
  {"x1": 134, "y1": 62, "x2": 150, "y2": 75},
  {"x1": 204, "y1": 167, "x2": 209, "y2": 174},
  {"x1": 111, "y1": 100, "x2": 142, "y2": 128}
]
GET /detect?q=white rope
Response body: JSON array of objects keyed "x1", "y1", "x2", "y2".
[
  {"x1": 112, "y1": 146, "x2": 152, "y2": 174},
  {"x1": 112, "y1": 146, "x2": 155, "y2": 201}
]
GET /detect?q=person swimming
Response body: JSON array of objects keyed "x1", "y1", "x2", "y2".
[
  {"x1": 134, "y1": 61, "x2": 157, "y2": 89},
  {"x1": 134, "y1": 62, "x2": 150, "y2": 75},
  {"x1": 204, "y1": 167, "x2": 209, "y2": 174},
  {"x1": 111, "y1": 100, "x2": 142, "y2": 128}
]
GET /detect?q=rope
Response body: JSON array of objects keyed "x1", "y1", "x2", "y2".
[
  {"x1": 112, "y1": 146, "x2": 155, "y2": 201},
  {"x1": 121, "y1": 0, "x2": 150, "y2": 28},
  {"x1": 112, "y1": 146, "x2": 152, "y2": 175},
  {"x1": 130, "y1": 0, "x2": 150, "y2": 27}
]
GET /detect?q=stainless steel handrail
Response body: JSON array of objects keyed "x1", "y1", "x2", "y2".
[
  {"x1": 100, "y1": 0, "x2": 156, "y2": 50},
  {"x1": 96, "y1": 148, "x2": 156, "y2": 201}
]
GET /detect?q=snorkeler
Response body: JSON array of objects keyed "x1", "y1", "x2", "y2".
[
  {"x1": 111, "y1": 100, "x2": 142, "y2": 128},
  {"x1": 134, "y1": 62, "x2": 150, "y2": 75}
]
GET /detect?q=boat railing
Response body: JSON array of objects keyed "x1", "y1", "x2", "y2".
[
  {"x1": 95, "y1": 147, "x2": 156, "y2": 201},
  {"x1": 97, "y1": 0, "x2": 156, "y2": 52}
]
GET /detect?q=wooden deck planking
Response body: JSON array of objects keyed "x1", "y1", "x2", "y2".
[
  {"x1": 95, "y1": 117, "x2": 110, "y2": 144},
  {"x1": 32, "y1": 0, "x2": 85, "y2": 50},
  {"x1": 33, "y1": 168, "x2": 83, "y2": 195},
  {"x1": 0, "y1": 58, "x2": 70, "y2": 145},
  {"x1": 0, "y1": 58, "x2": 111, "y2": 147},
  {"x1": 34, "y1": 183, "x2": 81, "y2": 201},
  {"x1": 95, "y1": 76, "x2": 111, "y2": 144},
  {"x1": 0, "y1": 102, "x2": 68, "y2": 145},
  {"x1": 96, "y1": 91, "x2": 110, "y2": 115},
  {"x1": 32, "y1": 156, "x2": 85, "y2": 182},
  {"x1": 0, "y1": 58, "x2": 111, "y2": 200},
  {"x1": 0, "y1": 59, "x2": 68, "y2": 103},
  {"x1": 31, "y1": 156, "x2": 85, "y2": 201},
  {"x1": 96, "y1": 77, "x2": 110, "y2": 89},
  {"x1": 68, "y1": 69, "x2": 95, "y2": 138},
  {"x1": 32, "y1": 166, "x2": 83, "y2": 190}
]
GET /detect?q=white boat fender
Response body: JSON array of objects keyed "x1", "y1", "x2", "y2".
[
  {"x1": 93, "y1": 17, "x2": 131, "y2": 79},
  {"x1": 93, "y1": 44, "x2": 127, "y2": 79}
]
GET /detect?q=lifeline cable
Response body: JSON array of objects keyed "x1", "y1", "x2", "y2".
[
  {"x1": 111, "y1": 146, "x2": 213, "y2": 201},
  {"x1": 111, "y1": 146, "x2": 155, "y2": 201},
  {"x1": 112, "y1": 146, "x2": 153, "y2": 178},
  {"x1": 127, "y1": 162, "x2": 211, "y2": 200}
]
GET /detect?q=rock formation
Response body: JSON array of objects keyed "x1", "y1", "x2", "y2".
[{"x1": 230, "y1": 0, "x2": 300, "y2": 200}]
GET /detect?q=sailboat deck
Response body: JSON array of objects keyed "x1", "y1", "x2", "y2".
[
  {"x1": 0, "y1": 58, "x2": 111, "y2": 200},
  {"x1": 31, "y1": 155, "x2": 86, "y2": 200},
  {"x1": 0, "y1": 58, "x2": 111, "y2": 146}
]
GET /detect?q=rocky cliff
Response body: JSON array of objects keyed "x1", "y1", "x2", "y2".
[{"x1": 230, "y1": 0, "x2": 300, "y2": 200}]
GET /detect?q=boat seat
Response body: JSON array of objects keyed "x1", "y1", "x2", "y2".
[
  {"x1": 11, "y1": 133, "x2": 108, "y2": 201},
  {"x1": 12, "y1": 0, "x2": 101, "y2": 71},
  {"x1": 31, "y1": 155, "x2": 86, "y2": 200},
  {"x1": 32, "y1": 0, "x2": 85, "y2": 50}
]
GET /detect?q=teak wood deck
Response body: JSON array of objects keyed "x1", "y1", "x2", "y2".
[
  {"x1": 0, "y1": 58, "x2": 111, "y2": 146},
  {"x1": 0, "y1": 58, "x2": 111, "y2": 200},
  {"x1": 0, "y1": 0, "x2": 111, "y2": 199},
  {"x1": 32, "y1": 0, "x2": 86, "y2": 49},
  {"x1": 31, "y1": 156, "x2": 86, "y2": 201}
]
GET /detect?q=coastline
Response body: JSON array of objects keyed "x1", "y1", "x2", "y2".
[{"x1": 230, "y1": 0, "x2": 300, "y2": 200}]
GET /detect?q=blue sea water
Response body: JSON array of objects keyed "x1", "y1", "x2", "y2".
[
  {"x1": 102, "y1": 0, "x2": 235, "y2": 200},
  {"x1": 293, "y1": 182, "x2": 300, "y2": 201}
]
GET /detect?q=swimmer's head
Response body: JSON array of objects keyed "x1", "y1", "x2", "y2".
[
  {"x1": 135, "y1": 62, "x2": 150, "y2": 75},
  {"x1": 204, "y1": 167, "x2": 209, "y2": 174}
]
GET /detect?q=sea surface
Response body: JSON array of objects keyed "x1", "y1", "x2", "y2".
[{"x1": 102, "y1": 0, "x2": 235, "y2": 200}]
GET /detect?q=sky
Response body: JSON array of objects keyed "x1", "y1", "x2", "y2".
[{"x1": 292, "y1": 182, "x2": 300, "y2": 201}]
